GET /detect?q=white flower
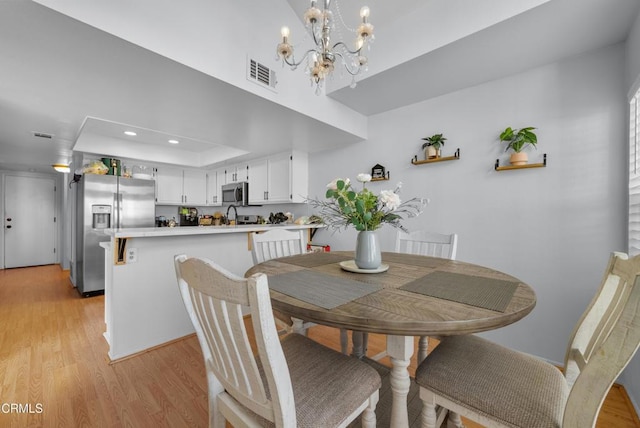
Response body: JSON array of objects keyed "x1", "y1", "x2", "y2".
[
  {"x1": 380, "y1": 190, "x2": 401, "y2": 211},
  {"x1": 357, "y1": 173, "x2": 372, "y2": 183},
  {"x1": 326, "y1": 177, "x2": 351, "y2": 190},
  {"x1": 326, "y1": 178, "x2": 339, "y2": 190}
]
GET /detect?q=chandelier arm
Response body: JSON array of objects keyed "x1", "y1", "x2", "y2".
[
  {"x1": 332, "y1": 41, "x2": 363, "y2": 56},
  {"x1": 309, "y1": 20, "x2": 322, "y2": 47},
  {"x1": 332, "y1": 51, "x2": 362, "y2": 76},
  {"x1": 283, "y1": 48, "x2": 318, "y2": 68}
]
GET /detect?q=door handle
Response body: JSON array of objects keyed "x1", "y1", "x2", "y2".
[
  {"x1": 6, "y1": 225, "x2": 11, "y2": 229},
  {"x1": 6, "y1": 218, "x2": 12, "y2": 221}
]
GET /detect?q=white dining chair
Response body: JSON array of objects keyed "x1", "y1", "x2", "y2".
[
  {"x1": 415, "y1": 252, "x2": 640, "y2": 428},
  {"x1": 395, "y1": 230, "x2": 458, "y2": 260},
  {"x1": 251, "y1": 228, "x2": 307, "y2": 265},
  {"x1": 359, "y1": 230, "x2": 458, "y2": 361},
  {"x1": 175, "y1": 254, "x2": 381, "y2": 428},
  {"x1": 394, "y1": 231, "x2": 458, "y2": 362},
  {"x1": 251, "y1": 229, "x2": 354, "y2": 353},
  {"x1": 251, "y1": 229, "x2": 312, "y2": 335}
]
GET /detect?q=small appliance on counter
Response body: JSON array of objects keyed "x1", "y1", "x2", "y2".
[
  {"x1": 179, "y1": 206, "x2": 199, "y2": 226},
  {"x1": 236, "y1": 214, "x2": 262, "y2": 225}
]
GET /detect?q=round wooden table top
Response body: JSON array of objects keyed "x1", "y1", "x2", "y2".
[{"x1": 245, "y1": 251, "x2": 537, "y2": 337}]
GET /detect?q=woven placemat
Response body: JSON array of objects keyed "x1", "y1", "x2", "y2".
[
  {"x1": 278, "y1": 252, "x2": 351, "y2": 268},
  {"x1": 381, "y1": 253, "x2": 443, "y2": 269},
  {"x1": 268, "y1": 270, "x2": 382, "y2": 310},
  {"x1": 400, "y1": 271, "x2": 519, "y2": 312}
]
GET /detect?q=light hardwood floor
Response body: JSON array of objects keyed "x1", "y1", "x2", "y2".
[{"x1": 0, "y1": 264, "x2": 638, "y2": 427}]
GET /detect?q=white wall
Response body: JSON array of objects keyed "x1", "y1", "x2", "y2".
[
  {"x1": 32, "y1": 0, "x2": 367, "y2": 139},
  {"x1": 626, "y1": 10, "x2": 640, "y2": 91},
  {"x1": 624, "y1": 11, "x2": 640, "y2": 413},
  {"x1": 308, "y1": 42, "x2": 633, "y2": 389}
]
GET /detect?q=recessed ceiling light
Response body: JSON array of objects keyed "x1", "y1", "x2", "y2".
[
  {"x1": 168, "y1": 139, "x2": 179, "y2": 144},
  {"x1": 124, "y1": 131, "x2": 137, "y2": 136},
  {"x1": 52, "y1": 164, "x2": 70, "y2": 173}
]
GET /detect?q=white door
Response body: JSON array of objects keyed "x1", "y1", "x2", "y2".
[{"x1": 4, "y1": 175, "x2": 56, "y2": 268}]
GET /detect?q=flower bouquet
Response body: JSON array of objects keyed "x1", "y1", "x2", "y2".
[{"x1": 308, "y1": 173, "x2": 427, "y2": 269}]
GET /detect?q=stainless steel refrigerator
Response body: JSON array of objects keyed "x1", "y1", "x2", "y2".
[{"x1": 73, "y1": 174, "x2": 155, "y2": 296}]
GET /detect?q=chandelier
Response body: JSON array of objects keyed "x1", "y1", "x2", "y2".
[{"x1": 276, "y1": 0, "x2": 374, "y2": 93}]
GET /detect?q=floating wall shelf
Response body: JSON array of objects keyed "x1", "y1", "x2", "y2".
[
  {"x1": 411, "y1": 148, "x2": 460, "y2": 165},
  {"x1": 495, "y1": 153, "x2": 547, "y2": 171}
]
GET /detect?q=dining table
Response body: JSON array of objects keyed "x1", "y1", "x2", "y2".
[{"x1": 245, "y1": 251, "x2": 537, "y2": 428}]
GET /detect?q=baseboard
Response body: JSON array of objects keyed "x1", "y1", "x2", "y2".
[{"x1": 108, "y1": 333, "x2": 197, "y2": 364}]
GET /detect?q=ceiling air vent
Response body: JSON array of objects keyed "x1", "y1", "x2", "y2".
[{"x1": 247, "y1": 58, "x2": 277, "y2": 92}]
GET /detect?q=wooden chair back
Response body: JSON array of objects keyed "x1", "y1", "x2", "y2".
[
  {"x1": 395, "y1": 230, "x2": 458, "y2": 259},
  {"x1": 174, "y1": 254, "x2": 296, "y2": 427},
  {"x1": 563, "y1": 252, "x2": 640, "y2": 426},
  {"x1": 251, "y1": 228, "x2": 306, "y2": 264}
]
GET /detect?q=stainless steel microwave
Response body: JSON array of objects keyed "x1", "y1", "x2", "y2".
[{"x1": 221, "y1": 181, "x2": 249, "y2": 206}]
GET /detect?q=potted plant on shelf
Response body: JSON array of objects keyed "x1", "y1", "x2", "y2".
[
  {"x1": 421, "y1": 134, "x2": 447, "y2": 159},
  {"x1": 499, "y1": 126, "x2": 537, "y2": 165}
]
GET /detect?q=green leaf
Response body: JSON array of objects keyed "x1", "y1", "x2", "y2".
[
  {"x1": 355, "y1": 199, "x2": 365, "y2": 214},
  {"x1": 347, "y1": 191, "x2": 356, "y2": 201},
  {"x1": 337, "y1": 180, "x2": 345, "y2": 190},
  {"x1": 499, "y1": 127, "x2": 513, "y2": 141},
  {"x1": 325, "y1": 189, "x2": 335, "y2": 198}
]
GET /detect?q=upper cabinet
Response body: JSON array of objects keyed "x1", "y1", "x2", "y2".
[
  {"x1": 183, "y1": 169, "x2": 207, "y2": 205},
  {"x1": 154, "y1": 166, "x2": 207, "y2": 205},
  {"x1": 248, "y1": 151, "x2": 308, "y2": 204},
  {"x1": 155, "y1": 151, "x2": 308, "y2": 206},
  {"x1": 225, "y1": 163, "x2": 249, "y2": 184},
  {"x1": 206, "y1": 167, "x2": 226, "y2": 206}
]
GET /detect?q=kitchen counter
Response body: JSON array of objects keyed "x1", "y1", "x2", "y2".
[
  {"x1": 100, "y1": 222, "x2": 325, "y2": 361},
  {"x1": 103, "y1": 223, "x2": 322, "y2": 238}
]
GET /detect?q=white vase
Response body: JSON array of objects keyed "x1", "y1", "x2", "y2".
[{"x1": 355, "y1": 230, "x2": 382, "y2": 269}]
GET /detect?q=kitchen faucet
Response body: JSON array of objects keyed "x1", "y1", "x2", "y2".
[{"x1": 226, "y1": 204, "x2": 238, "y2": 225}]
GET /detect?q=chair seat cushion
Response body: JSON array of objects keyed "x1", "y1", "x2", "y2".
[
  {"x1": 281, "y1": 334, "x2": 381, "y2": 427},
  {"x1": 415, "y1": 335, "x2": 569, "y2": 428}
]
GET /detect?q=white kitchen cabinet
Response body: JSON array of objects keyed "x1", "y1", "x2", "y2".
[
  {"x1": 154, "y1": 166, "x2": 207, "y2": 205},
  {"x1": 248, "y1": 159, "x2": 268, "y2": 203},
  {"x1": 268, "y1": 153, "x2": 293, "y2": 201},
  {"x1": 226, "y1": 163, "x2": 249, "y2": 184},
  {"x1": 154, "y1": 166, "x2": 183, "y2": 204},
  {"x1": 183, "y1": 169, "x2": 207, "y2": 205},
  {"x1": 207, "y1": 167, "x2": 225, "y2": 206},
  {"x1": 247, "y1": 151, "x2": 308, "y2": 204}
]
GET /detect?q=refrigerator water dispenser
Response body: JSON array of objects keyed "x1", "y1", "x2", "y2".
[{"x1": 92, "y1": 204, "x2": 111, "y2": 229}]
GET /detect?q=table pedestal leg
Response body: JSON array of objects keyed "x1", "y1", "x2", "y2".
[
  {"x1": 351, "y1": 331, "x2": 365, "y2": 358},
  {"x1": 418, "y1": 335, "x2": 429, "y2": 363},
  {"x1": 387, "y1": 335, "x2": 414, "y2": 428}
]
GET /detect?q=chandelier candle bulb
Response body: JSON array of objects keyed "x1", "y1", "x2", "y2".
[{"x1": 281, "y1": 26, "x2": 290, "y2": 40}]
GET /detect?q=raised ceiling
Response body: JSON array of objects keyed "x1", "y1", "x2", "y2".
[{"x1": 0, "y1": 0, "x2": 638, "y2": 174}]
